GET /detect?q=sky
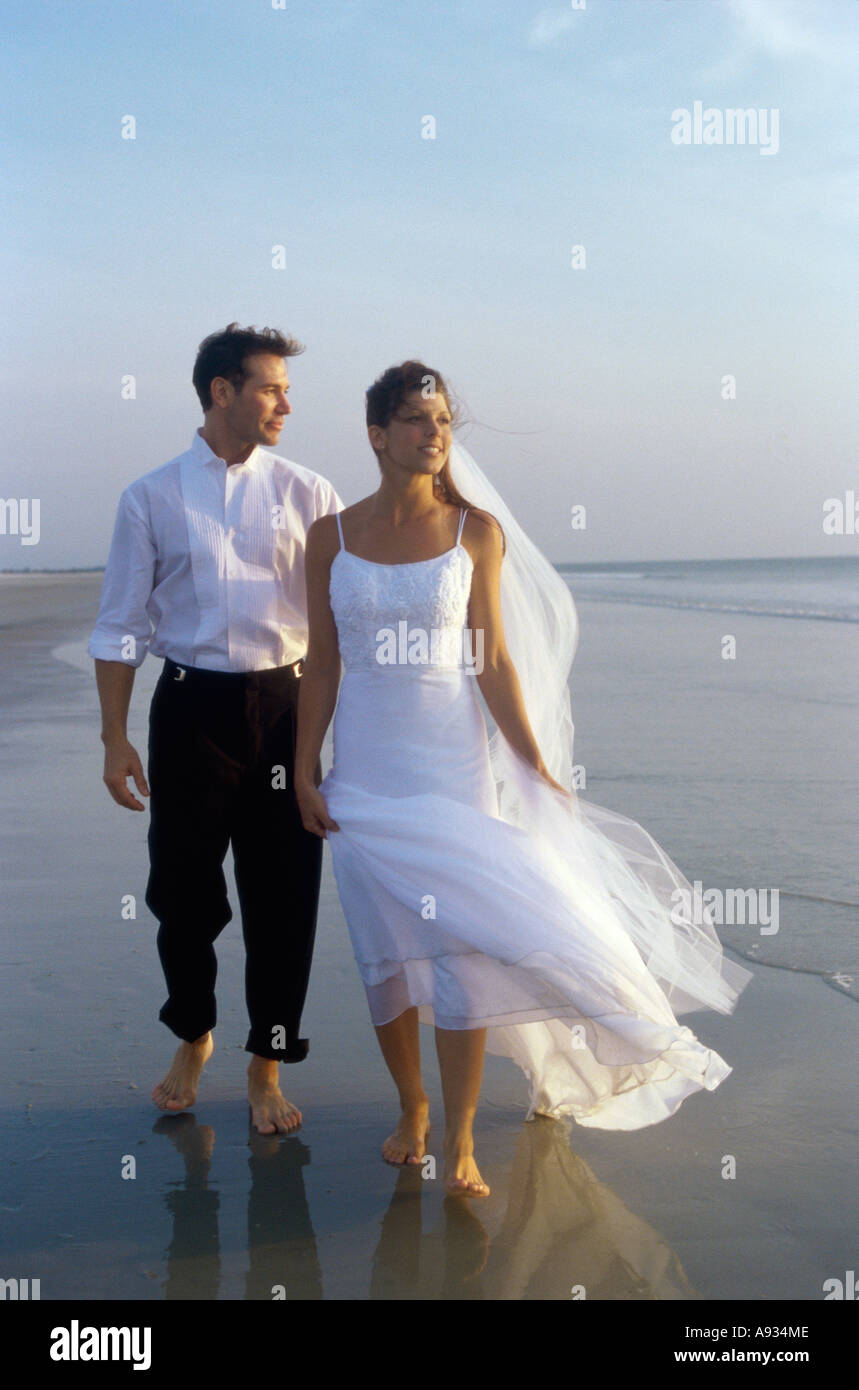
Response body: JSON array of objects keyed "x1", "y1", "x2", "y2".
[{"x1": 1, "y1": 0, "x2": 857, "y2": 568}]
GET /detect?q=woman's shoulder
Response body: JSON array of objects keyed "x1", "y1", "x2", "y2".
[
  {"x1": 307, "y1": 497, "x2": 375, "y2": 555},
  {"x1": 463, "y1": 505, "x2": 505, "y2": 555},
  {"x1": 464, "y1": 505, "x2": 499, "y2": 530},
  {"x1": 306, "y1": 510, "x2": 342, "y2": 561}
]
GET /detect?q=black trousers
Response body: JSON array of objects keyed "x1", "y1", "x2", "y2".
[{"x1": 145, "y1": 658, "x2": 322, "y2": 1062}]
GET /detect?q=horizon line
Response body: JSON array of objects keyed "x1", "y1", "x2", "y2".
[{"x1": 1, "y1": 553, "x2": 855, "y2": 577}]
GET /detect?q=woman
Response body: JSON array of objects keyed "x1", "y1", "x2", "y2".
[{"x1": 295, "y1": 362, "x2": 750, "y2": 1197}]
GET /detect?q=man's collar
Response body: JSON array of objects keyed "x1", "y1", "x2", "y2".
[{"x1": 192, "y1": 427, "x2": 261, "y2": 472}]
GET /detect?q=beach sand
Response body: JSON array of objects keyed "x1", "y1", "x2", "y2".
[{"x1": 0, "y1": 574, "x2": 855, "y2": 1300}]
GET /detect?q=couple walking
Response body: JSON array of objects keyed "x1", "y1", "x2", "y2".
[{"x1": 90, "y1": 324, "x2": 749, "y2": 1197}]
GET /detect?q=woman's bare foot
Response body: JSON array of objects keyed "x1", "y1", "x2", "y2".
[
  {"x1": 247, "y1": 1056, "x2": 302, "y2": 1135},
  {"x1": 443, "y1": 1135, "x2": 490, "y2": 1197},
  {"x1": 152, "y1": 1033, "x2": 213, "y2": 1112},
  {"x1": 382, "y1": 1098, "x2": 430, "y2": 1165}
]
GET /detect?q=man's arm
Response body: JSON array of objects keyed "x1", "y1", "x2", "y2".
[
  {"x1": 88, "y1": 486, "x2": 156, "y2": 811},
  {"x1": 95, "y1": 659, "x2": 150, "y2": 810}
]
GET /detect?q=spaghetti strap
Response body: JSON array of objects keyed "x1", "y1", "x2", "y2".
[
  {"x1": 335, "y1": 510, "x2": 345, "y2": 552},
  {"x1": 456, "y1": 507, "x2": 467, "y2": 545}
]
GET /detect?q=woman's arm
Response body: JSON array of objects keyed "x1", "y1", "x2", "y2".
[
  {"x1": 466, "y1": 510, "x2": 569, "y2": 795},
  {"x1": 294, "y1": 515, "x2": 342, "y2": 836}
]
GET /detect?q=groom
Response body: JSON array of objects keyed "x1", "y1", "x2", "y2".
[{"x1": 89, "y1": 323, "x2": 343, "y2": 1133}]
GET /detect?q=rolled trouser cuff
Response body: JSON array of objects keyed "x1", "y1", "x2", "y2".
[{"x1": 245, "y1": 1030, "x2": 309, "y2": 1063}]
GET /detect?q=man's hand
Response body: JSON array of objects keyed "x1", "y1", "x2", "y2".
[{"x1": 103, "y1": 737, "x2": 150, "y2": 811}]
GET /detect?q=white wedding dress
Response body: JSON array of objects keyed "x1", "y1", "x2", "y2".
[{"x1": 320, "y1": 506, "x2": 751, "y2": 1131}]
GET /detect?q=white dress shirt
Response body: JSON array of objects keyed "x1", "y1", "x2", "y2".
[{"x1": 88, "y1": 428, "x2": 344, "y2": 672}]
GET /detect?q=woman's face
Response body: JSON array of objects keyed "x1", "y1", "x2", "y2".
[{"x1": 370, "y1": 387, "x2": 453, "y2": 477}]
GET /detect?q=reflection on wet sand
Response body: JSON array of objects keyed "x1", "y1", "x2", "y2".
[
  {"x1": 485, "y1": 1118, "x2": 698, "y2": 1300},
  {"x1": 153, "y1": 1111, "x2": 697, "y2": 1300},
  {"x1": 245, "y1": 1129, "x2": 322, "y2": 1301},
  {"x1": 154, "y1": 1115, "x2": 322, "y2": 1300},
  {"x1": 370, "y1": 1170, "x2": 491, "y2": 1300},
  {"x1": 370, "y1": 1118, "x2": 698, "y2": 1301},
  {"x1": 156, "y1": 1117, "x2": 220, "y2": 1301}
]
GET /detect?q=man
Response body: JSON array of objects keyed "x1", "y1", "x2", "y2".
[{"x1": 89, "y1": 323, "x2": 343, "y2": 1134}]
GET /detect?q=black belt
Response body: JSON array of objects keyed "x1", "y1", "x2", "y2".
[{"x1": 163, "y1": 658, "x2": 303, "y2": 685}]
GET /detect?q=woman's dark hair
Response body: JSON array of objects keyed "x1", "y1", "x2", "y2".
[
  {"x1": 365, "y1": 360, "x2": 505, "y2": 551},
  {"x1": 193, "y1": 322, "x2": 304, "y2": 411}
]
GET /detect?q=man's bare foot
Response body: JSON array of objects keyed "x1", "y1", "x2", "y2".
[
  {"x1": 443, "y1": 1136, "x2": 490, "y2": 1197},
  {"x1": 382, "y1": 1099, "x2": 430, "y2": 1165},
  {"x1": 152, "y1": 1033, "x2": 213, "y2": 1112},
  {"x1": 247, "y1": 1057, "x2": 301, "y2": 1135}
]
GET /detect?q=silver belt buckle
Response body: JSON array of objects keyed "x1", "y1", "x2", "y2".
[
  {"x1": 173, "y1": 665, "x2": 187, "y2": 682},
  {"x1": 294, "y1": 659, "x2": 303, "y2": 678}
]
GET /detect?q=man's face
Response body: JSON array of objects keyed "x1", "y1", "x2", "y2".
[{"x1": 221, "y1": 353, "x2": 291, "y2": 446}]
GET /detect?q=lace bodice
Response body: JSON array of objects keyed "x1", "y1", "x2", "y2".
[{"x1": 329, "y1": 509, "x2": 474, "y2": 673}]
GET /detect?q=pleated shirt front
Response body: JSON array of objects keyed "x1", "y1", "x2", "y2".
[{"x1": 88, "y1": 428, "x2": 343, "y2": 672}]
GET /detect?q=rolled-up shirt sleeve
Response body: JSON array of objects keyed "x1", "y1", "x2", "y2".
[
  {"x1": 87, "y1": 487, "x2": 156, "y2": 668},
  {"x1": 316, "y1": 478, "x2": 345, "y2": 519}
]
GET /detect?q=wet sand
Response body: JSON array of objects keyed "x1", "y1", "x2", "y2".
[{"x1": 0, "y1": 574, "x2": 856, "y2": 1300}]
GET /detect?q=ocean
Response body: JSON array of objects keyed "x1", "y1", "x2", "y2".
[
  {"x1": 559, "y1": 555, "x2": 858, "y2": 625},
  {"x1": 558, "y1": 555, "x2": 858, "y2": 999}
]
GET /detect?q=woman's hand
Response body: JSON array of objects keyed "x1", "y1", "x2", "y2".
[
  {"x1": 295, "y1": 778, "x2": 340, "y2": 838},
  {"x1": 535, "y1": 763, "x2": 574, "y2": 799}
]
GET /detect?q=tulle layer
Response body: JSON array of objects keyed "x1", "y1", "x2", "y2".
[{"x1": 321, "y1": 772, "x2": 751, "y2": 1131}]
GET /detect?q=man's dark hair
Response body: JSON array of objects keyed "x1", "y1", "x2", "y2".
[{"x1": 192, "y1": 322, "x2": 304, "y2": 411}]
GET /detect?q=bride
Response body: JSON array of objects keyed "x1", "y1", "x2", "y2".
[{"x1": 295, "y1": 361, "x2": 751, "y2": 1197}]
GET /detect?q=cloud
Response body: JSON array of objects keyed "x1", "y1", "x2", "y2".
[
  {"x1": 722, "y1": 0, "x2": 859, "y2": 68},
  {"x1": 526, "y1": 8, "x2": 580, "y2": 49}
]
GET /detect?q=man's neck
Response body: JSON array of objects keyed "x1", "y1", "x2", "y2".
[{"x1": 199, "y1": 423, "x2": 256, "y2": 467}]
